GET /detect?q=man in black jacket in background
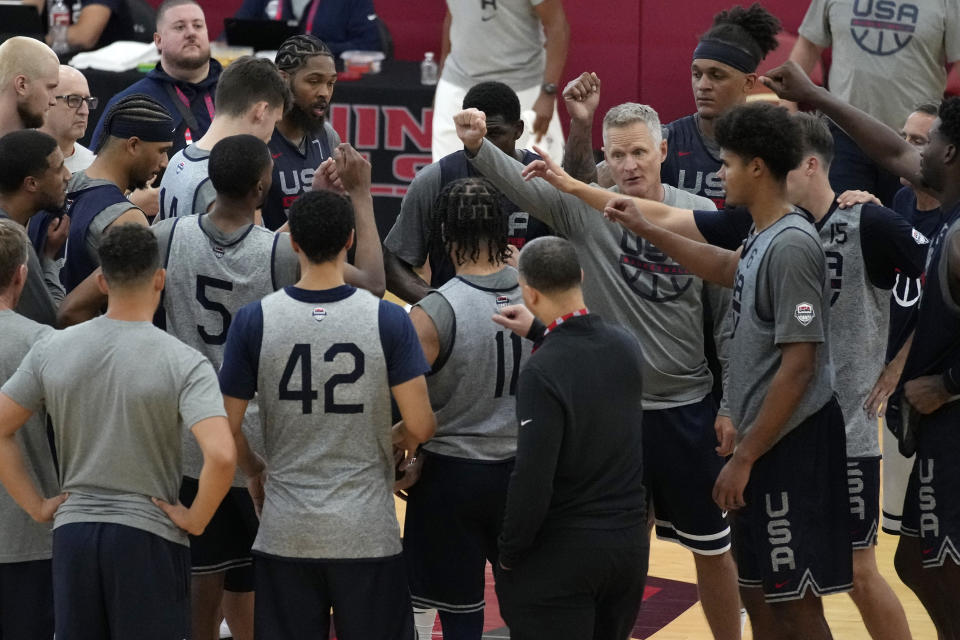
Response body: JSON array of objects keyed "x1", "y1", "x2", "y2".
[{"x1": 493, "y1": 236, "x2": 648, "y2": 640}]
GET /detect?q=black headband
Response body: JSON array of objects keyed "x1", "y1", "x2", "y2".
[
  {"x1": 693, "y1": 38, "x2": 760, "y2": 73},
  {"x1": 106, "y1": 118, "x2": 175, "y2": 142}
]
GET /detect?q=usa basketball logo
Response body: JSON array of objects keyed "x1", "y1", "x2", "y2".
[
  {"x1": 496, "y1": 295, "x2": 510, "y2": 310},
  {"x1": 849, "y1": 0, "x2": 919, "y2": 56},
  {"x1": 175, "y1": 160, "x2": 185, "y2": 175},
  {"x1": 619, "y1": 229, "x2": 693, "y2": 303},
  {"x1": 795, "y1": 302, "x2": 816, "y2": 327},
  {"x1": 312, "y1": 307, "x2": 327, "y2": 323},
  {"x1": 212, "y1": 246, "x2": 225, "y2": 259},
  {"x1": 912, "y1": 228, "x2": 929, "y2": 245}
]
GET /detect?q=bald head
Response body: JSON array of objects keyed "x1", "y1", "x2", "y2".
[
  {"x1": 0, "y1": 37, "x2": 60, "y2": 131},
  {"x1": 0, "y1": 37, "x2": 59, "y2": 89},
  {"x1": 41, "y1": 65, "x2": 94, "y2": 148}
]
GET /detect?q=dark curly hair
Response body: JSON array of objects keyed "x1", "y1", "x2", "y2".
[
  {"x1": 701, "y1": 3, "x2": 781, "y2": 62},
  {"x1": 939, "y1": 97, "x2": 960, "y2": 150},
  {"x1": 715, "y1": 103, "x2": 802, "y2": 181},
  {"x1": 428, "y1": 178, "x2": 511, "y2": 268}
]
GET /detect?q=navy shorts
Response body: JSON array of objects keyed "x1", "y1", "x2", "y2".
[
  {"x1": 644, "y1": 395, "x2": 730, "y2": 554},
  {"x1": 52, "y1": 522, "x2": 190, "y2": 640},
  {"x1": 0, "y1": 559, "x2": 53, "y2": 638},
  {"x1": 731, "y1": 398, "x2": 853, "y2": 602},
  {"x1": 847, "y1": 457, "x2": 881, "y2": 549},
  {"x1": 901, "y1": 401, "x2": 960, "y2": 568},
  {"x1": 180, "y1": 476, "x2": 258, "y2": 592},
  {"x1": 254, "y1": 553, "x2": 415, "y2": 640},
  {"x1": 403, "y1": 452, "x2": 512, "y2": 614}
]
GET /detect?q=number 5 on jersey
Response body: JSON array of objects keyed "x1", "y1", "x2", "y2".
[{"x1": 279, "y1": 343, "x2": 366, "y2": 414}]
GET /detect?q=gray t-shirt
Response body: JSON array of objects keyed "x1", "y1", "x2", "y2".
[
  {"x1": 0, "y1": 310, "x2": 57, "y2": 563},
  {"x1": 442, "y1": 0, "x2": 546, "y2": 91},
  {"x1": 0, "y1": 211, "x2": 62, "y2": 327},
  {"x1": 469, "y1": 141, "x2": 729, "y2": 409},
  {"x1": 416, "y1": 267, "x2": 530, "y2": 460},
  {"x1": 153, "y1": 214, "x2": 298, "y2": 485},
  {"x1": 728, "y1": 213, "x2": 835, "y2": 442},
  {"x1": 799, "y1": 0, "x2": 960, "y2": 130},
  {"x1": 157, "y1": 145, "x2": 217, "y2": 221},
  {"x1": 1, "y1": 316, "x2": 226, "y2": 547}
]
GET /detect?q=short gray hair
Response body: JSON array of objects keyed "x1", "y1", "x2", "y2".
[{"x1": 602, "y1": 103, "x2": 663, "y2": 147}]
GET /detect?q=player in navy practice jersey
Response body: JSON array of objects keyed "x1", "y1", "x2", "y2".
[
  {"x1": 400, "y1": 178, "x2": 531, "y2": 640},
  {"x1": 384, "y1": 81, "x2": 553, "y2": 304},
  {"x1": 219, "y1": 189, "x2": 435, "y2": 639},
  {"x1": 561, "y1": 4, "x2": 780, "y2": 212},
  {"x1": 863, "y1": 104, "x2": 942, "y2": 542},
  {"x1": 262, "y1": 35, "x2": 343, "y2": 231},
  {"x1": 58, "y1": 94, "x2": 174, "y2": 295},
  {"x1": 735, "y1": 59, "x2": 960, "y2": 639}
]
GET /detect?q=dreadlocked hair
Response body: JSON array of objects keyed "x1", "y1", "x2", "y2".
[
  {"x1": 275, "y1": 34, "x2": 334, "y2": 73},
  {"x1": 96, "y1": 93, "x2": 174, "y2": 153},
  {"x1": 429, "y1": 178, "x2": 511, "y2": 268}
]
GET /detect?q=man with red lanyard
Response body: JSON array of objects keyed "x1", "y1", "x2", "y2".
[
  {"x1": 90, "y1": 0, "x2": 220, "y2": 156},
  {"x1": 234, "y1": 0, "x2": 382, "y2": 58}
]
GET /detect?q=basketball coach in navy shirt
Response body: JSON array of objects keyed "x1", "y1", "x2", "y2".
[{"x1": 493, "y1": 237, "x2": 648, "y2": 640}]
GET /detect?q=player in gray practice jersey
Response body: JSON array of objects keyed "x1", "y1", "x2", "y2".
[
  {"x1": 0, "y1": 223, "x2": 236, "y2": 640},
  {"x1": 0, "y1": 220, "x2": 58, "y2": 639},
  {"x1": 402, "y1": 178, "x2": 532, "y2": 639},
  {"x1": 153, "y1": 134, "x2": 291, "y2": 640},
  {"x1": 601, "y1": 103, "x2": 850, "y2": 640},
  {"x1": 157, "y1": 55, "x2": 288, "y2": 221},
  {"x1": 456, "y1": 103, "x2": 743, "y2": 640},
  {"x1": 219, "y1": 189, "x2": 436, "y2": 638}
]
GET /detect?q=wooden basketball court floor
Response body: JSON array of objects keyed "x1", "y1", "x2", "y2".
[{"x1": 395, "y1": 472, "x2": 937, "y2": 639}]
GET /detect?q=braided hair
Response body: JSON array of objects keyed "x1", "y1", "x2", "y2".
[
  {"x1": 96, "y1": 93, "x2": 175, "y2": 153},
  {"x1": 428, "y1": 178, "x2": 511, "y2": 268},
  {"x1": 275, "y1": 35, "x2": 334, "y2": 74}
]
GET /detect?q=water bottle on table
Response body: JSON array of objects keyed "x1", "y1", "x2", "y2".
[
  {"x1": 49, "y1": 0, "x2": 70, "y2": 55},
  {"x1": 421, "y1": 52, "x2": 438, "y2": 86}
]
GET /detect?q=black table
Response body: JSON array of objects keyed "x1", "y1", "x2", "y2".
[{"x1": 81, "y1": 60, "x2": 435, "y2": 234}]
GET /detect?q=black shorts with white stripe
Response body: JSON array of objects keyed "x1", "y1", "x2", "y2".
[
  {"x1": 644, "y1": 396, "x2": 731, "y2": 556},
  {"x1": 179, "y1": 477, "x2": 258, "y2": 592},
  {"x1": 731, "y1": 398, "x2": 853, "y2": 603}
]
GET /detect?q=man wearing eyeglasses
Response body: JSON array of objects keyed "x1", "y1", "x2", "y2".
[{"x1": 39, "y1": 66, "x2": 97, "y2": 174}]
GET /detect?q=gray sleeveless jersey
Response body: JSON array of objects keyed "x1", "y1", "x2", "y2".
[
  {"x1": 819, "y1": 203, "x2": 887, "y2": 457},
  {"x1": 729, "y1": 213, "x2": 835, "y2": 443},
  {"x1": 417, "y1": 269, "x2": 530, "y2": 460},
  {"x1": 154, "y1": 214, "x2": 298, "y2": 485},
  {"x1": 0, "y1": 310, "x2": 56, "y2": 563},
  {"x1": 255, "y1": 289, "x2": 398, "y2": 559},
  {"x1": 157, "y1": 145, "x2": 216, "y2": 221}
]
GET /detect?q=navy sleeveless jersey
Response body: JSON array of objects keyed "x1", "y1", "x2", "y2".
[
  {"x1": 900, "y1": 203, "x2": 960, "y2": 386},
  {"x1": 262, "y1": 125, "x2": 336, "y2": 231},
  {"x1": 61, "y1": 183, "x2": 129, "y2": 292},
  {"x1": 661, "y1": 115, "x2": 725, "y2": 209},
  {"x1": 429, "y1": 149, "x2": 552, "y2": 287},
  {"x1": 887, "y1": 186, "x2": 943, "y2": 361}
]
